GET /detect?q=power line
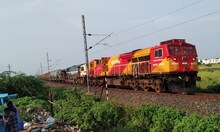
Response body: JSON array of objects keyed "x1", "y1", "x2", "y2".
[
  {"x1": 90, "y1": 10, "x2": 220, "y2": 55},
  {"x1": 49, "y1": 0, "x2": 211, "y2": 68},
  {"x1": 54, "y1": 0, "x2": 202, "y2": 65},
  {"x1": 50, "y1": 8, "x2": 219, "y2": 69},
  {"x1": 56, "y1": 33, "x2": 113, "y2": 66},
  {"x1": 115, "y1": 10, "x2": 220, "y2": 47},
  {"x1": 114, "y1": 0, "x2": 205, "y2": 36},
  {"x1": 61, "y1": 0, "x2": 205, "y2": 65},
  {"x1": 88, "y1": 33, "x2": 113, "y2": 50}
]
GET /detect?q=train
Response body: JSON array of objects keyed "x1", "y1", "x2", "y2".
[{"x1": 40, "y1": 39, "x2": 200, "y2": 93}]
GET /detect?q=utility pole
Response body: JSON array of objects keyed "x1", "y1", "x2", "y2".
[
  {"x1": 46, "y1": 53, "x2": 50, "y2": 73},
  {"x1": 40, "y1": 63, "x2": 43, "y2": 75},
  {"x1": 46, "y1": 53, "x2": 54, "y2": 117},
  {"x1": 7, "y1": 64, "x2": 11, "y2": 72},
  {"x1": 46, "y1": 52, "x2": 51, "y2": 81},
  {"x1": 7, "y1": 64, "x2": 11, "y2": 76},
  {"x1": 81, "y1": 15, "x2": 90, "y2": 94}
]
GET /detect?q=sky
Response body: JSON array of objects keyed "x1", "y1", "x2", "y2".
[{"x1": 0, "y1": 0, "x2": 219, "y2": 75}]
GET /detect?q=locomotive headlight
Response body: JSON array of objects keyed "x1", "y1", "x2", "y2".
[
  {"x1": 182, "y1": 62, "x2": 188, "y2": 65},
  {"x1": 174, "y1": 58, "x2": 177, "y2": 61},
  {"x1": 193, "y1": 58, "x2": 195, "y2": 61}
]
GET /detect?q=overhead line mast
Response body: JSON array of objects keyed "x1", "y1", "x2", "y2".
[{"x1": 81, "y1": 15, "x2": 91, "y2": 94}]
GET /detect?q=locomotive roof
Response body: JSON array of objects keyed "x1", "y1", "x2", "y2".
[{"x1": 160, "y1": 39, "x2": 186, "y2": 45}]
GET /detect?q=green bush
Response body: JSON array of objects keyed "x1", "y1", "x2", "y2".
[
  {"x1": 173, "y1": 114, "x2": 201, "y2": 132},
  {"x1": 52, "y1": 89, "x2": 97, "y2": 130},
  {"x1": 126, "y1": 104, "x2": 158, "y2": 130},
  {"x1": 42, "y1": 88, "x2": 220, "y2": 131},
  {"x1": 51, "y1": 89, "x2": 122, "y2": 131},
  {"x1": 124, "y1": 104, "x2": 185, "y2": 132},
  {"x1": 12, "y1": 85, "x2": 218, "y2": 131},
  {"x1": 0, "y1": 74, "x2": 48, "y2": 99},
  {"x1": 104, "y1": 125, "x2": 144, "y2": 132},
  {"x1": 90, "y1": 101, "x2": 123, "y2": 131},
  {"x1": 173, "y1": 114, "x2": 220, "y2": 132},
  {"x1": 13, "y1": 96, "x2": 49, "y2": 121},
  {"x1": 150, "y1": 107, "x2": 185, "y2": 132},
  {"x1": 197, "y1": 116, "x2": 220, "y2": 131}
]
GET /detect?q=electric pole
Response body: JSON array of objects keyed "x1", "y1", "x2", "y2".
[
  {"x1": 46, "y1": 53, "x2": 50, "y2": 73},
  {"x1": 7, "y1": 64, "x2": 11, "y2": 72},
  {"x1": 81, "y1": 15, "x2": 90, "y2": 94},
  {"x1": 46, "y1": 52, "x2": 51, "y2": 81},
  {"x1": 7, "y1": 64, "x2": 11, "y2": 76},
  {"x1": 40, "y1": 63, "x2": 43, "y2": 75}
]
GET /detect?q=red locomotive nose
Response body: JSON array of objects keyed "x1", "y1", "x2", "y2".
[{"x1": 184, "y1": 66, "x2": 188, "y2": 71}]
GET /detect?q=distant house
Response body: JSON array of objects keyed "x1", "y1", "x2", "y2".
[
  {"x1": 199, "y1": 58, "x2": 220, "y2": 64},
  {"x1": 0, "y1": 71, "x2": 17, "y2": 76}
]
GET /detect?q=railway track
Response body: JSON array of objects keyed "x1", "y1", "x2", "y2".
[{"x1": 47, "y1": 81, "x2": 220, "y2": 116}]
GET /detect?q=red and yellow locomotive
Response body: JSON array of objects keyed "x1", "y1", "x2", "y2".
[{"x1": 89, "y1": 39, "x2": 199, "y2": 93}]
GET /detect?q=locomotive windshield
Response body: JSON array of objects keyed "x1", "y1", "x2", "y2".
[
  {"x1": 183, "y1": 46, "x2": 196, "y2": 55},
  {"x1": 168, "y1": 45, "x2": 182, "y2": 55},
  {"x1": 168, "y1": 45, "x2": 196, "y2": 56}
]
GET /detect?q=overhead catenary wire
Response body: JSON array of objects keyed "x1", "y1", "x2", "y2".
[
  {"x1": 55, "y1": 33, "x2": 113, "y2": 68},
  {"x1": 57, "y1": 33, "x2": 113, "y2": 64},
  {"x1": 52, "y1": 0, "x2": 212, "y2": 68},
  {"x1": 88, "y1": 33, "x2": 113, "y2": 50},
  {"x1": 55, "y1": 8, "x2": 219, "y2": 70},
  {"x1": 90, "y1": 10, "x2": 220, "y2": 55},
  {"x1": 49, "y1": 0, "x2": 205, "y2": 66},
  {"x1": 114, "y1": 0, "x2": 205, "y2": 36}
]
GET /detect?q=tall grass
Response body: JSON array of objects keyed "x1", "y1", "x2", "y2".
[{"x1": 197, "y1": 69, "x2": 220, "y2": 93}]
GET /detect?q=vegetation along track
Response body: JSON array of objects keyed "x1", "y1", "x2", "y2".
[{"x1": 47, "y1": 82, "x2": 220, "y2": 116}]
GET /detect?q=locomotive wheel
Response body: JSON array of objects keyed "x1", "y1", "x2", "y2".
[
  {"x1": 139, "y1": 80, "x2": 145, "y2": 91},
  {"x1": 130, "y1": 80, "x2": 139, "y2": 91},
  {"x1": 133, "y1": 86, "x2": 139, "y2": 91},
  {"x1": 154, "y1": 79, "x2": 163, "y2": 93},
  {"x1": 144, "y1": 87, "x2": 150, "y2": 92},
  {"x1": 189, "y1": 81, "x2": 196, "y2": 94},
  {"x1": 168, "y1": 81, "x2": 181, "y2": 93},
  {"x1": 133, "y1": 82, "x2": 139, "y2": 91},
  {"x1": 184, "y1": 81, "x2": 196, "y2": 94},
  {"x1": 130, "y1": 80, "x2": 135, "y2": 90},
  {"x1": 130, "y1": 84, "x2": 138, "y2": 90}
]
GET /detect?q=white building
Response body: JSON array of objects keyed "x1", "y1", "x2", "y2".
[{"x1": 199, "y1": 58, "x2": 220, "y2": 64}]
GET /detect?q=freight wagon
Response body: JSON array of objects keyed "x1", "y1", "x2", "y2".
[{"x1": 49, "y1": 69, "x2": 66, "y2": 82}]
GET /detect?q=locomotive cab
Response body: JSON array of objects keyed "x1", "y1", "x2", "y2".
[
  {"x1": 150, "y1": 39, "x2": 199, "y2": 93},
  {"x1": 151, "y1": 39, "x2": 198, "y2": 74},
  {"x1": 167, "y1": 39, "x2": 198, "y2": 73}
]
